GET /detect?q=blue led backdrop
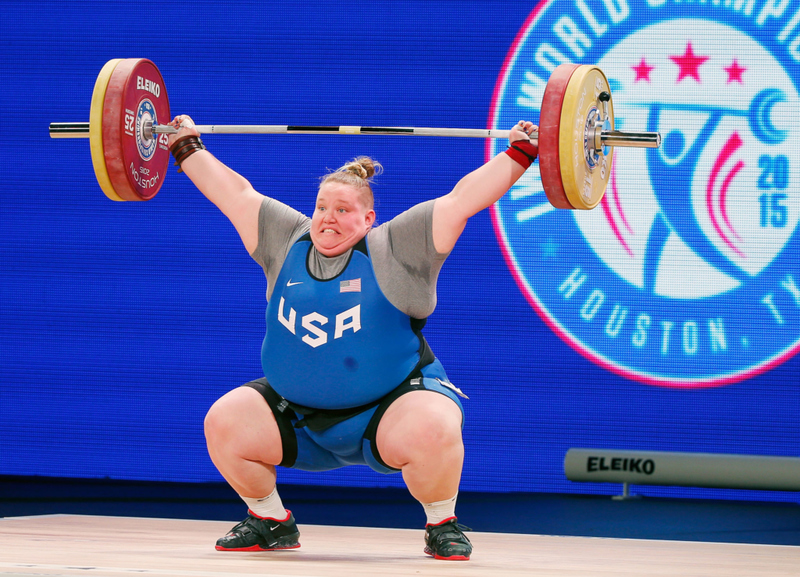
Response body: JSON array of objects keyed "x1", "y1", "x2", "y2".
[{"x1": 2, "y1": 0, "x2": 798, "y2": 502}]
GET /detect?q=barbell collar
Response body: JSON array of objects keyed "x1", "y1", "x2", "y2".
[
  {"x1": 601, "y1": 130, "x2": 661, "y2": 148},
  {"x1": 49, "y1": 123, "x2": 91, "y2": 138}
]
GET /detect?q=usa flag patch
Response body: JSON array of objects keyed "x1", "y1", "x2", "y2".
[{"x1": 340, "y1": 279, "x2": 361, "y2": 293}]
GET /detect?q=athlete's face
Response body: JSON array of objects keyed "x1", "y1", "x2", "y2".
[{"x1": 311, "y1": 182, "x2": 376, "y2": 257}]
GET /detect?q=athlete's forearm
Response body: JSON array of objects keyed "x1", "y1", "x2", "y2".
[
  {"x1": 180, "y1": 150, "x2": 253, "y2": 208},
  {"x1": 179, "y1": 150, "x2": 264, "y2": 253},
  {"x1": 431, "y1": 152, "x2": 526, "y2": 253},
  {"x1": 449, "y1": 152, "x2": 527, "y2": 217}
]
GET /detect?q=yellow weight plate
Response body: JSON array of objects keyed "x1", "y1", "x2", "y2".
[
  {"x1": 558, "y1": 65, "x2": 614, "y2": 210},
  {"x1": 89, "y1": 59, "x2": 125, "y2": 202}
]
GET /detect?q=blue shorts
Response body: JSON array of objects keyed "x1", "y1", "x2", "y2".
[{"x1": 244, "y1": 359, "x2": 465, "y2": 475}]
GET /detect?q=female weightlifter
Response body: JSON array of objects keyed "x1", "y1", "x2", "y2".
[{"x1": 167, "y1": 117, "x2": 538, "y2": 561}]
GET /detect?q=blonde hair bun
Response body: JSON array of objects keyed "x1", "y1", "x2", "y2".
[
  {"x1": 341, "y1": 156, "x2": 383, "y2": 180},
  {"x1": 319, "y1": 156, "x2": 383, "y2": 210}
]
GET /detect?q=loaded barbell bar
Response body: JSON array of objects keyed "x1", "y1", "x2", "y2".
[
  {"x1": 49, "y1": 121, "x2": 660, "y2": 148},
  {"x1": 49, "y1": 58, "x2": 661, "y2": 208}
]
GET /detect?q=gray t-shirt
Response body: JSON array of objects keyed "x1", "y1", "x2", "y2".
[{"x1": 250, "y1": 197, "x2": 449, "y2": 319}]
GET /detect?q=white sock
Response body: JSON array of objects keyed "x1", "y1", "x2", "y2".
[
  {"x1": 422, "y1": 493, "x2": 458, "y2": 526},
  {"x1": 241, "y1": 488, "x2": 288, "y2": 521}
]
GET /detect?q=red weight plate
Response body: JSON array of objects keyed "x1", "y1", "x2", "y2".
[
  {"x1": 103, "y1": 58, "x2": 171, "y2": 201},
  {"x1": 538, "y1": 63, "x2": 580, "y2": 209}
]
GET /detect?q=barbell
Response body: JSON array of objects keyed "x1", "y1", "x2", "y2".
[{"x1": 49, "y1": 58, "x2": 661, "y2": 209}]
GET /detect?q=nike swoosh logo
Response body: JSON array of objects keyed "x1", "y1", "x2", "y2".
[{"x1": 286, "y1": 279, "x2": 303, "y2": 287}]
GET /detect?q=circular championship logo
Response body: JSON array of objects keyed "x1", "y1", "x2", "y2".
[
  {"x1": 135, "y1": 98, "x2": 158, "y2": 161},
  {"x1": 490, "y1": 3, "x2": 800, "y2": 387}
]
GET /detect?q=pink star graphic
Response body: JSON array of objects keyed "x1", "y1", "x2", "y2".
[
  {"x1": 632, "y1": 58, "x2": 654, "y2": 82},
  {"x1": 724, "y1": 59, "x2": 746, "y2": 83},
  {"x1": 670, "y1": 42, "x2": 709, "y2": 83}
]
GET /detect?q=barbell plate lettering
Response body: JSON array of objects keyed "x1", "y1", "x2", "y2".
[
  {"x1": 559, "y1": 65, "x2": 613, "y2": 210},
  {"x1": 102, "y1": 58, "x2": 171, "y2": 201},
  {"x1": 89, "y1": 59, "x2": 125, "y2": 202}
]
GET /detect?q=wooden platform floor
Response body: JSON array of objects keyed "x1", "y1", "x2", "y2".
[{"x1": 0, "y1": 515, "x2": 798, "y2": 577}]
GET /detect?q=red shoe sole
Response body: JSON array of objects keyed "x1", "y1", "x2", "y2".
[
  {"x1": 434, "y1": 554, "x2": 470, "y2": 561},
  {"x1": 216, "y1": 543, "x2": 301, "y2": 552},
  {"x1": 424, "y1": 549, "x2": 470, "y2": 561}
]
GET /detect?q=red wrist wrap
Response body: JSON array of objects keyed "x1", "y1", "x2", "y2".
[{"x1": 504, "y1": 140, "x2": 538, "y2": 169}]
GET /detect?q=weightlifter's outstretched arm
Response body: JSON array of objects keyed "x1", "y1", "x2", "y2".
[
  {"x1": 168, "y1": 115, "x2": 264, "y2": 254},
  {"x1": 431, "y1": 121, "x2": 537, "y2": 254}
]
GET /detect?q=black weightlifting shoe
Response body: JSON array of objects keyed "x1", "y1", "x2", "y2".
[
  {"x1": 424, "y1": 516, "x2": 472, "y2": 561},
  {"x1": 215, "y1": 510, "x2": 300, "y2": 551}
]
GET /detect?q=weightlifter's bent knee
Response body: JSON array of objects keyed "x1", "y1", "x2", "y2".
[{"x1": 204, "y1": 385, "x2": 283, "y2": 464}]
